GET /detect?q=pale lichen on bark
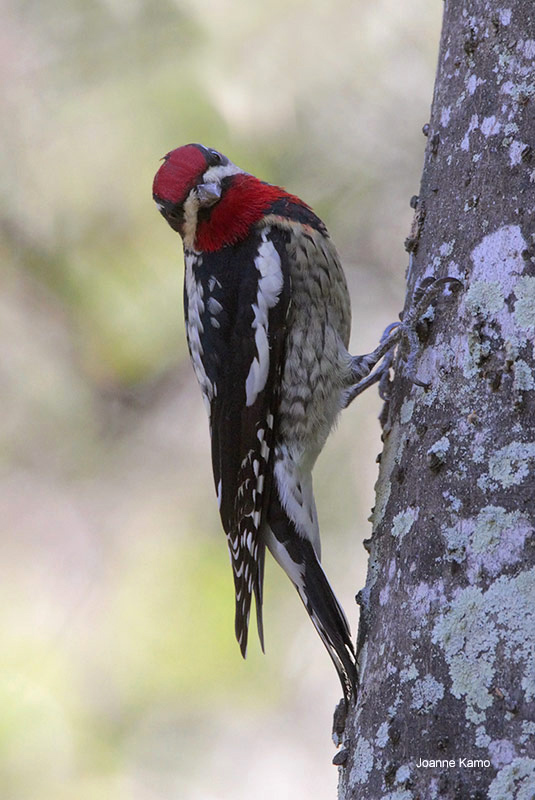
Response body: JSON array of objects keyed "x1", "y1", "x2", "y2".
[{"x1": 338, "y1": 2, "x2": 535, "y2": 798}]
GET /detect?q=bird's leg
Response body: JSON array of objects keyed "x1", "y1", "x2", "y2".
[
  {"x1": 344, "y1": 277, "x2": 463, "y2": 409},
  {"x1": 343, "y1": 323, "x2": 401, "y2": 408}
]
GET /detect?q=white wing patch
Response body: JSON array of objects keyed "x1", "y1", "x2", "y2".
[{"x1": 245, "y1": 234, "x2": 284, "y2": 407}]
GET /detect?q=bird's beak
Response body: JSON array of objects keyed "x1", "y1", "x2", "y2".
[{"x1": 196, "y1": 182, "x2": 221, "y2": 208}]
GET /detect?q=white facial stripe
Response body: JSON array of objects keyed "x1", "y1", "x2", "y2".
[
  {"x1": 201, "y1": 161, "x2": 245, "y2": 184},
  {"x1": 245, "y1": 234, "x2": 284, "y2": 407}
]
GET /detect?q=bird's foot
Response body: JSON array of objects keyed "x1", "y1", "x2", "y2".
[
  {"x1": 343, "y1": 323, "x2": 401, "y2": 408},
  {"x1": 343, "y1": 277, "x2": 462, "y2": 408}
]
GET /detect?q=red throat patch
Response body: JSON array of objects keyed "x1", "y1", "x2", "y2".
[
  {"x1": 153, "y1": 145, "x2": 208, "y2": 205},
  {"x1": 195, "y1": 174, "x2": 306, "y2": 252}
]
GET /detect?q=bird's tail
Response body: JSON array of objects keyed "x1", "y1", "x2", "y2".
[
  {"x1": 265, "y1": 490, "x2": 357, "y2": 704},
  {"x1": 231, "y1": 531, "x2": 266, "y2": 658}
]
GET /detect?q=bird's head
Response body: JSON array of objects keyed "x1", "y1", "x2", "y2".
[{"x1": 153, "y1": 144, "x2": 301, "y2": 252}]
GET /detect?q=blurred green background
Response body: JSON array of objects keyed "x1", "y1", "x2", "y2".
[{"x1": 1, "y1": 1, "x2": 441, "y2": 797}]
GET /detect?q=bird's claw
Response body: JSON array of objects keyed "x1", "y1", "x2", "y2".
[
  {"x1": 344, "y1": 277, "x2": 463, "y2": 408},
  {"x1": 405, "y1": 276, "x2": 463, "y2": 326},
  {"x1": 397, "y1": 276, "x2": 463, "y2": 387}
]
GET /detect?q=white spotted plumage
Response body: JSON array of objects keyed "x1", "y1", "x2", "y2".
[{"x1": 184, "y1": 252, "x2": 214, "y2": 413}]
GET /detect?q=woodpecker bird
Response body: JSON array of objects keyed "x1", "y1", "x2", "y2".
[{"x1": 153, "y1": 144, "x2": 402, "y2": 702}]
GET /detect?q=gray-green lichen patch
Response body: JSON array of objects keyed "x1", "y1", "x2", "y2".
[
  {"x1": 479, "y1": 441, "x2": 535, "y2": 490},
  {"x1": 504, "y1": 121, "x2": 519, "y2": 136},
  {"x1": 513, "y1": 359, "x2": 535, "y2": 392},
  {"x1": 391, "y1": 507, "x2": 419, "y2": 541},
  {"x1": 520, "y1": 721, "x2": 535, "y2": 745},
  {"x1": 400, "y1": 398, "x2": 415, "y2": 425},
  {"x1": 472, "y1": 506, "x2": 526, "y2": 556},
  {"x1": 467, "y1": 225, "x2": 528, "y2": 345},
  {"x1": 427, "y1": 435, "x2": 451, "y2": 466},
  {"x1": 442, "y1": 520, "x2": 470, "y2": 564},
  {"x1": 399, "y1": 663, "x2": 418, "y2": 685},
  {"x1": 453, "y1": 228, "x2": 531, "y2": 373},
  {"x1": 395, "y1": 765, "x2": 411, "y2": 786},
  {"x1": 488, "y1": 757, "x2": 535, "y2": 800},
  {"x1": 465, "y1": 280, "x2": 504, "y2": 318},
  {"x1": 375, "y1": 721, "x2": 389, "y2": 748},
  {"x1": 356, "y1": 639, "x2": 369, "y2": 685},
  {"x1": 349, "y1": 737, "x2": 374, "y2": 785},
  {"x1": 514, "y1": 276, "x2": 535, "y2": 331},
  {"x1": 475, "y1": 726, "x2": 491, "y2": 749},
  {"x1": 472, "y1": 444, "x2": 485, "y2": 464},
  {"x1": 442, "y1": 505, "x2": 532, "y2": 580},
  {"x1": 432, "y1": 569, "x2": 535, "y2": 725},
  {"x1": 461, "y1": 329, "x2": 492, "y2": 380},
  {"x1": 472, "y1": 508, "x2": 503, "y2": 553},
  {"x1": 433, "y1": 585, "x2": 495, "y2": 723},
  {"x1": 372, "y1": 421, "x2": 405, "y2": 529},
  {"x1": 509, "y1": 139, "x2": 527, "y2": 166},
  {"x1": 523, "y1": 721, "x2": 535, "y2": 734},
  {"x1": 387, "y1": 693, "x2": 402, "y2": 720},
  {"x1": 373, "y1": 480, "x2": 392, "y2": 530},
  {"x1": 411, "y1": 674, "x2": 445, "y2": 713},
  {"x1": 431, "y1": 437, "x2": 451, "y2": 458},
  {"x1": 502, "y1": 79, "x2": 535, "y2": 103},
  {"x1": 442, "y1": 490, "x2": 462, "y2": 512}
]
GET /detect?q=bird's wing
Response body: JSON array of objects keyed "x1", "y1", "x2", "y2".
[{"x1": 186, "y1": 227, "x2": 290, "y2": 655}]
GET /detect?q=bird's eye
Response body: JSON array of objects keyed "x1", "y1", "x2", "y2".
[{"x1": 207, "y1": 149, "x2": 223, "y2": 166}]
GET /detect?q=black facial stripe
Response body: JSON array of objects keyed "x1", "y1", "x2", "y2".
[
  {"x1": 154, "y1": 195, "x2": 185, "y2": 233},
  {"x1": 192, "y1": 143, "x2": 228, "y2": 168}
]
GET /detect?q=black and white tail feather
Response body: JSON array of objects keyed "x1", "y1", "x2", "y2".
[{"x1": 266, "y1": 488, "x2": 357, "y2": 701}]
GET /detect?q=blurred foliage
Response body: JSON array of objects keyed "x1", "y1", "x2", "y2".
[{"x1": 0, "y1": 0, "x2": 442, "y2": 797}]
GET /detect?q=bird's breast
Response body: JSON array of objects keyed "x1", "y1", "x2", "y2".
[{"x1": 277, "y1": 227, "x2": 351, "y2": 458}]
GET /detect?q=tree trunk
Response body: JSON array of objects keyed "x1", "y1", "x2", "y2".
[{"x1": 338, "y1": 1, "x2": 535, "y2": 798}]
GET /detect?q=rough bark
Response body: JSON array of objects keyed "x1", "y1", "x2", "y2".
[{"x1": 337, "y1": 2, "x2": 535, "y2": 798}]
